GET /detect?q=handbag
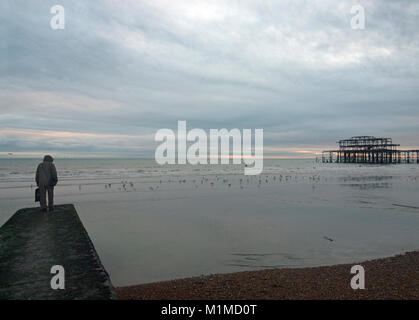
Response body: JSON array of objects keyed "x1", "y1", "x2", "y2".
[{"x1": 35, "y1": 188, "x2": 40, "y2": 202}]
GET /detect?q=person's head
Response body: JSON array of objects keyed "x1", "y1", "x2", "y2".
[{"x1": 43, "y1": 155, "x2": 54, "y2": 162}]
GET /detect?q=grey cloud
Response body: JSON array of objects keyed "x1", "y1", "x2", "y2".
[{"x1": 1, "y1": 0, "x2": 418, "y2": 157}]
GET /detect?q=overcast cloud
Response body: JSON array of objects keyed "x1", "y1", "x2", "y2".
[{"x1": 1, "y1": 0, "x2": 418, "y2": 157}]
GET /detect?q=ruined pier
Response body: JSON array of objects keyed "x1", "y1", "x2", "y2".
[{"x1": 321, "y1": 136, "x2": 419, "y2": 164}]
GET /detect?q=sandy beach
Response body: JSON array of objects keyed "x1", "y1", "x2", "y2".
[{"x1": 116, "y1": 250, "x2": 419, "y2": 300}]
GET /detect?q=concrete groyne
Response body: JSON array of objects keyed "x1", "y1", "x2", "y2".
[{"x1": 0, "y1": 204, "x2": 115, "y2": 299}]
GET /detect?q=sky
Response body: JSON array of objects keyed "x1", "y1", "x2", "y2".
[{"x1": 1, "y1": 0, "x2": 418, "y2": 158}]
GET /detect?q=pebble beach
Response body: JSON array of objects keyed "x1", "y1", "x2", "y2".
[{"x1": 116, "y1": 250, "x2": 419, "y2": 300}]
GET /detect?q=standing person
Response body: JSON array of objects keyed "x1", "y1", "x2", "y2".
[{"x1": 35, "y1": 155, "x2": 58, "y2": 212}]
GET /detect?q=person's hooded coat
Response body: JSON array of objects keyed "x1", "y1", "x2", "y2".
[{"x1": 36, "y1": 155, "x2": 58, "y2": 187}]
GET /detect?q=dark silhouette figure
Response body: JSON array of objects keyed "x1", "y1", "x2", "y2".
[{"x1": 35, "y1": 155, "x2": 58, "y2": 212}]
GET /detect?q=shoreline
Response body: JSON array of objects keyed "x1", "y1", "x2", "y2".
[{"x1": 116, "y1": 250, "x2": 419, "y2": 300}]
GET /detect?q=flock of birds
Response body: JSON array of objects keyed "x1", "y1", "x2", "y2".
[
  {"x1": 68, "y1": 170, "x2": 419, "y2": 244},
  {"x1": 94, "y1": 174, "x2": 337, "y2": 243},
  {"x1": 47, "y1": 171, "x2": 419, "y2": 195},
  {"x1": 69, "y1": 172, "x2": 419, "y2": 195},
  {"x1": 93, "y1": 173, "x2": 328, "y2": 194}
]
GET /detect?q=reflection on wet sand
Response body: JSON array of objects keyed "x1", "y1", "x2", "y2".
[
  {"x1": 227, "y1": 252, "x2": 307, "y2": 268},
  {"x1": 342, "y1": 182, "x2": 392, "y2": 189}
]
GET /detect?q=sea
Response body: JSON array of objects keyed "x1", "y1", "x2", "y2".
[{"x1": 1, "y1": 158, "x2": 419, "y2": 286}]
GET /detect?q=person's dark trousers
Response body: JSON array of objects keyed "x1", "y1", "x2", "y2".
[{"x1": 39, "y1": 186, "x2": 54, "y2": 211}]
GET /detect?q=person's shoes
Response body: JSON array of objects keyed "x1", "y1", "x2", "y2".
[
  {"x1": 49, "y1": 207, "x2": 54, "y2": 212},
  {"x1": 40, "y1": 208, "x2": 47, "y2": 213}
]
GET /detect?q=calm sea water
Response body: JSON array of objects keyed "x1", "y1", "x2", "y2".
[{"x1": 1, "y1": 158, "x2": 419, "y2": 286}]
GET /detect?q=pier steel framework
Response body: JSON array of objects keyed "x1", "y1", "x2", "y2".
[{"x1": 321, "y1": 136, "x2": 419, "y2": 164}]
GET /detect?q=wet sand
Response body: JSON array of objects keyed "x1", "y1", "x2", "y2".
[{"x1": 116, "y1": 250, "x2": 419, "y2": 300}]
